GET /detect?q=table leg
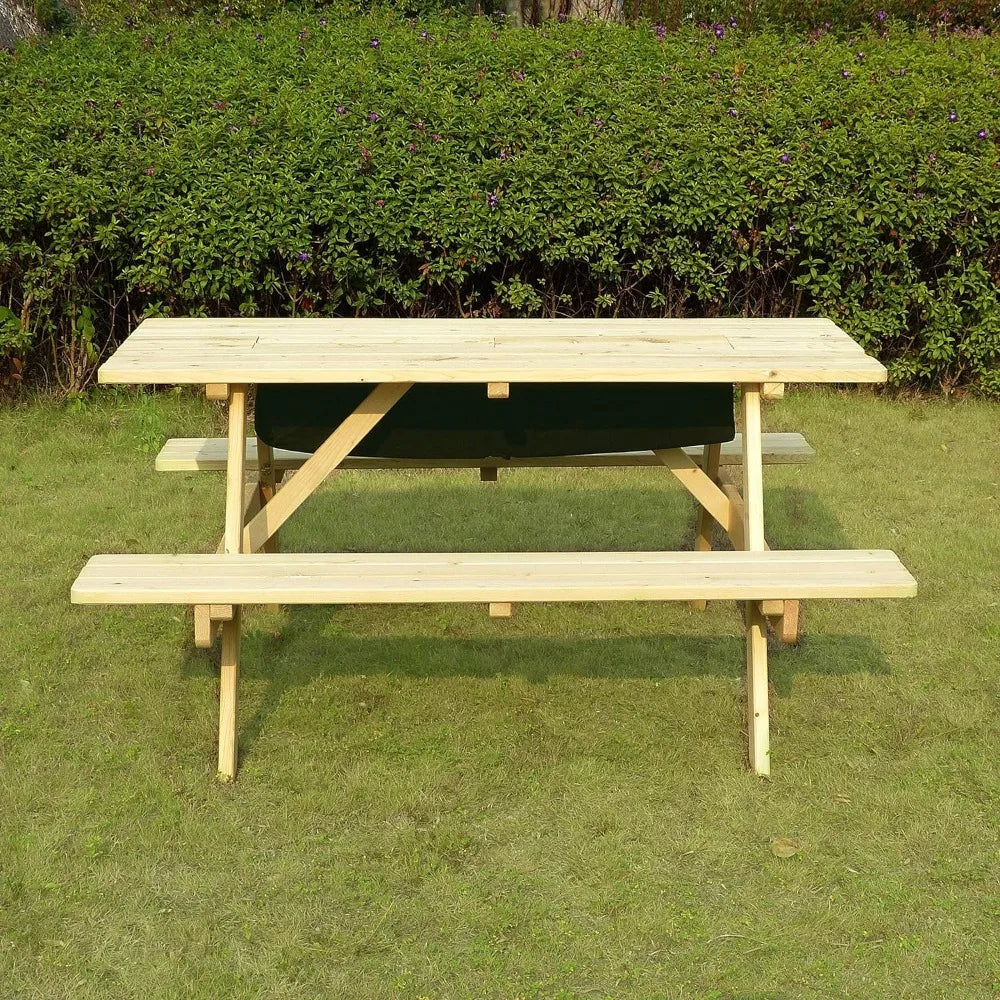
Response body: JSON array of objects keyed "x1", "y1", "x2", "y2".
[
  {"x1": 256, "y1": 440, "x2": 279, "y2": 554},
  {"x1": 691, "y1": 442, "x2": 722, "y2": 611},
  {"x1": 741, "y1": 383, "x2": 770, "y2": 776},
  {"x1": 218, "y1": 606, "x2": 241, "y2": 781},
  {"x1": 219, "y1": 384, "x2": 248, "y2": 780}
]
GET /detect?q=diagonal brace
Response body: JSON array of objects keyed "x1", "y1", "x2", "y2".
[
  {"x1": 653, "y1": 448, "x2": 738, "y2": 535},
  {"x1": 243, "y1": 381, "x2": 413, "y2": 553}
]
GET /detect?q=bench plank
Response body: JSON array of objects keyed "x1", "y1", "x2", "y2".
[
  {"x1": 72, "y1": 550, "x2": 916, "y2": 606},
  {"x1": 155, "y1": 433, "x2": 815, "y2": 473}
]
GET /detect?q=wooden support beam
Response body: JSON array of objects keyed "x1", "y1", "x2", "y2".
[
  {"x1": 243, "y1": 382, "x2": 412, "y2": 553},
  {"x1": 194, "y1": 604, "x2": 214, "y2": 648},
  {"x1": 487, "y1": 382, "x2": 510, "y2": 399},
  {"x1": 761, "y1": 382, "x2": 785, "y2": 400},
  {"x1": 489, "y1": 602, "x2": 513, "y2": 618},
  {"x1": 760, "y1": 599, "x2": 785, "y2": 617},
  {"x1": 654, "y1": 448, "x2": 737, "y2": 535},
  {"x1": 691, "y1": 442, "x2": 722, "y2": 612},
  {"x1": 205, "y1": 382, "x2": 229, "y2": 401}
]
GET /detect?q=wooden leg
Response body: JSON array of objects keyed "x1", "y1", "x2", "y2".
[
  {"x1": 480, "y1": 466, "x2": 498, "y2": 483},
  {"x1": 690, "y1": 442, "x2": 722, "y2": 611},
  {"x1": 194, "y1": 603, "x2": 214, "y2": 649},
  {"x1": 217, "y1": 606, "x2": 241, "y2": 781},
  {"x1": 741, "y1": 384, "x2": 769, "y2": 774},
  {"x1": 745, "y1": 600, "x2": 770, "y2": 776},
  {"x1": 489, "y1": 602, "x2": 512, "y2": 617},
  {"x1": 224, "y1": 385, "x2": 249, "y2": 555}
]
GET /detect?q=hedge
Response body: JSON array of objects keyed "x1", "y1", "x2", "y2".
[{"x1": 1, "y1": 10, "x2": 999, "y2": 394}]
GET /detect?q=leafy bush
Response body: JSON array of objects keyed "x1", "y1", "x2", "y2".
[{"x1": 1, "y1": 10, "x2": 998, "y2": 393}]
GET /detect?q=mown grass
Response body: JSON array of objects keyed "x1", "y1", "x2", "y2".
[{"x1": 1, "y1": 387, "x2": 998, "y2": 998}]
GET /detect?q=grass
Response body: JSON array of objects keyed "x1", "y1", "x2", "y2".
[{"x1": 1, "y1": 386, "x2": 999, "y2": 998}]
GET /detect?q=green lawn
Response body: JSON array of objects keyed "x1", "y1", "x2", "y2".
[{"x1": 1, "y1": 387, "x2": 999, "y2": 998}]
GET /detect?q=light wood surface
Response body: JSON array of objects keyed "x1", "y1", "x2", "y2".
[
  {"x1": 655, "y1": 448, "x2": 736, "y2": 535},
  {"x1": 98, "y1": 318, "x2": 887, "y2": 385},
  {"x1": 72, "y1": 550, "x2": 917, "y2": 605},
  {"x1": 154, "y1": 433, "x2": 816, "y2": 472}
]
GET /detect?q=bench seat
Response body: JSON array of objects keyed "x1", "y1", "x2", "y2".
[
  {"x1": 72, "y1": 549, "x2": 916, "y2": 606},
  {"x1": 154, "y1": 433, "x2": 815, "y2": 473}
]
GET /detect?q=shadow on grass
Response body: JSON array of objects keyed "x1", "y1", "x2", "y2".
[
  {"x1": 179, "y1": 481, "x2": 887, "y2": 765},
  {"x1": 181, "y1": 625, "x2": 889, "y2": 768}
]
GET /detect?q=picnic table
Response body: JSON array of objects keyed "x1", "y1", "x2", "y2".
[{"x1": 71, "y1": 317, "x2": 916, "y2": 780}]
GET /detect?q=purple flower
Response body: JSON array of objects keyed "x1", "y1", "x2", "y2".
[
  {"x1": 594, "y1": 118, "x2": 604, "y2": 129},
  {"x1": 654, "y1": 23, "x2": 666, "y2": 40},
  {"x1": 856, "y1": 51, "x2": 866, "y2": 61},
  {"x1": 229, "y1": 124, "x2": 239, "y2": 133},
  {"x1": 297, "y1": 251, "x2": 311, "y2": 262},
  {"x1": 113, "y1": 99, "x2": 122, "y2": 109},
  {"x1": 713, "y1": 22, "x2": 725, "y2": 37},
  {"x1": 569, "y1": 49, "x2": 582, "y2": 59},
  {"x1": 212, "y1": 100, "x2": 226, "y2": 111},
  {"x1": 779, "y1": 152, "x2": 790, "y2": 164},
  {"x1": 728, "y1": 108, "x2": 738, "y2": 117},
  {"x1": 336, "y1": 105, "x2": 347, "y2": 116},
  {"x1": 319, "y1": 16, "x2": 328, "y2": 26},
  {"x1": 499, "y1": 148, "x2": 510, "y2": 161},
  {"x1": 420, "y1": 30, "x2": 430, "y2": 39},
  {"x1": 788, "y1": 224, "x2": 797, "y2": 233},
  {"x1": 369, "y1": 38, "x2": 380, "y2": 49},
  {"x1": 978, "y1": 128, "x2": 989, "y2": 140},
  {"x1": 488, "y1": 192, "x2": 499, "y2": 209},
  {"x1": 431, "y1": 133, "x2": 442, "y2": 142},
  {"x1": 841, "y1": 69, "x2": 853, "y2": 79},
  {"x1": 407, "y1": 143, "x2": 416, "y2": 152},
  {"x1": 84, "y1": 98, "x2": 96, "y2": 108},
  {"x1": 298, "y1": 29, "x2": 308, "y2": 41},
  {"x1": 511, "y1": 70, "x2": 525, "y2": 81},
  {"x1": 145, "y1": 166, "x2": 155, "y2": 176},
  {"x1": 368, "y1": 111, "x2": 380, "y2": 122},
  {"x1": 255, "y1": 32, "x2": 263, "y2": 41},
  {"x1": 728, "y1": 16, "x2": 738, "y2": 27},
  {"x1": 558, "y1": 10, "x2": 567, "y2": 20},
  {"x1": 708, "y1": 44, "x2": 717, "y2": 55},
  {"x1": 949, "y1": 111, "x2": 958, "y2": 122},
  {"x1": 928, "y1": 152, "x2": 937, "y2": 163},
  {"x1": 876, "y1": 8, "x2": 887, "y2": 20}
]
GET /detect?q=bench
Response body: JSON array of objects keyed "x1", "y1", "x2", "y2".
[{"x1": 73, "y1": 550, "x2": 916, "y2": 606}]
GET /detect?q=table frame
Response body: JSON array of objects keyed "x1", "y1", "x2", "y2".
[{"x1": 211, "y1": 379, "x2": 773, "y2": 779}]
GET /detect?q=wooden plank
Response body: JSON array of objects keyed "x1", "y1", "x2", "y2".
[
  {"x1": 97, "y1": 318, "x2": 887, "y2": 385},
  {"x1": 217, "y1": 607, "x2": 241, "y2": 781},
  {"x1": 223, "y1": 386, "x2": 248, "y2": 555},
  {"x1": 760, "y1": 599, "x2": 785, "y2": 617},
  {"x1": 779, "y1": 598, "x2": 801, "y2": 645},
  {"x1": 691, "y1": 442, "x2": 722, "y2": 612},
  {"x1": 761, "y1": 382, "x2": 785, "y2": 400},
  {"x1": 489, "y1": 602, "x2": 513, "y2": 618},
  {"x1": 243, "y1": 382, "x2": 412, "y2": 553},
  {"x1": 71, "y1": 549, "x2": 918, "y2": 605},
  {"x1": 205, "y1": 383, "x2": 229, "y2": 401},
  {"x1": 155, "y1": 433, "x2": 816, "y2": 473},
  {"x1": 487, "y1": 382, "x2": 510, "y2": 399}
]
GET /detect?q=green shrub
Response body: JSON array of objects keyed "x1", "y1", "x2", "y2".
[{"x1": 1, "y1": 10, "x2": 998, "y2": 394}]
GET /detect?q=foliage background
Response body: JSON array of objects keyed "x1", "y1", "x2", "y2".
[{"x1": 1, "y1": 10, "x2": 999, "y2": 393}]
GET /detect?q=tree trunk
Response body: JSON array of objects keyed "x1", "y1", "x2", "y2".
[{"x1": 0, "y1": 0, "x2": 40, "y2": 47}]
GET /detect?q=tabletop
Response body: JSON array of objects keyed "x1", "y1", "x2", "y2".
[{"x1": 98, "y1": 317, "x2": 887, "y2": 385}]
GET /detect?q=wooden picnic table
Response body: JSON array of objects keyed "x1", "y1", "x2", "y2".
[{"x1": 72, "y1": 317, "x2": 916, "y2": 780}]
